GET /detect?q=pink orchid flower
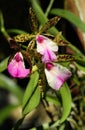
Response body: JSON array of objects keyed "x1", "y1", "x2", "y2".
[
  {"x1": 8, "y1": 52, "x2": 30, "y2": 78},
  {"x1": 36, "y1": 35, "x2": 58, "y2": 63},
  {"x1": 45, "y1": 62, "x2": 72, "y2": 90}
]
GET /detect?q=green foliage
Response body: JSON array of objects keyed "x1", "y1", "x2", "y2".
[
  {"x1": 7, "y1": 29, "x2": 27, "y2": 34},
  {"x1": 51, "y1": 9, "x2": 85, "y2": 33},
  {"x1": 59, "y1": 83, "x2": 72, "y2": 124},
  {"x1": 0, "y1": 74, "x2": 23, "y2": 103},
  {"x1": 51, "y1": 83, "x2": 72, "y2": 128},
  {"x1": 75, "y1": 62, "x2": 85, "y2": 71},
  {"x1": 0, "y1": 57, "x2": 9, "y2": 72},
  {"x1": 22, "y1": 71, "x2": 40, "y2": 115},
  {"x1": 46, "y1": 94, "x2": 61, "y2": 106}
]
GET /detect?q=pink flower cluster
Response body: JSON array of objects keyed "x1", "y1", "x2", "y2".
[
  {"x1": 36, "y1": 35, "x2": 72, "y2": 90},
  {"x1": 7, "y1": 35, "x2": 71, "y2": 90}
]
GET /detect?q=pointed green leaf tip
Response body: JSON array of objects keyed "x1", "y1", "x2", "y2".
[{"x1": 22, "y1": 71, "x2": 40, "y2": 115}]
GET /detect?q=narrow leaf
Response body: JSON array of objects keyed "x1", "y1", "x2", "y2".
[
  {"x1": 7, "y1": 29, "x2": 28, "y2": 34},
  {"x1": 74, "y1": 62, "x2": 85, "y2": 71},
  {"x1": 45, "y1": 0, "x2": 54, "y2": 17},
  {"x1": 50, "y1": 83, "x2": 72, "y2": 128},
  {"x1": 59, "y1": 83, "x2": 72, "y2": 123},
  {"x1": 23, "y1": 86, "x2": 40, "y2": 115},
  {"x1": 59, "y1": 124, "x2": 65, "y2": 130},
  {"x1": 51, "y1": 9, "x2": 85, "y2": 33},
  {"x1": 22, "y1": 71, "x2": 40, "y2": 115},
  {"x1": 46, "y1": 94, "x2": 61, "y2": 106},
  {"x1": 75, "y1": 57, "x2": 85, "y2": 66},
  {"x1": 0, "y1": 57, "x2": 9, "y2": 72}
]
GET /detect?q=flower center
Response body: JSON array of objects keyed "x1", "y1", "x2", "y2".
[
  {"x1": 46, "y1": 62, "x2": 53, "y2": 70},
  {"x1": 37, "y1": 35, "x2": 44, "y2": 43},
  {"x1": 14, "y1": 52, "x2": 23, "y2": 62}
]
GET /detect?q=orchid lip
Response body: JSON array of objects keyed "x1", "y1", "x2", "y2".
[
  {"x1": 7, "y1": 52, "x2": 31, "y2": 78},
  {"x1": 45, "y1": 63, "x2": 72, "y2": 90}
]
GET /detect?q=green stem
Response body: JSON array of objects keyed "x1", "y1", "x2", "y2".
[
  {"x1": 74, "y1": 56, "x2": 85, "y2": 65},
  {"x1": 0, "y1": 11, "x2": 10, "y2": 41},
  {"x1": 20, "y1": 44, "x2": 27, "y2": 49},
  {"x1": 1, "y1": 27, "x2": 10, "y2": 40},
  {"x1": 45, "y1": 0, "x2": 54, "y2": 17},
  {"x1": 7, "y1": 29, "x2": 28, "y2": 34}
]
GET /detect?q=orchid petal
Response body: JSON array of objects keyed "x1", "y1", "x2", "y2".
[
  {"x1": 45, "y1": 63, "x2": 72, "y2": 90},
  {"x1": 42, "y1": 49, "x2": 57, "y2": 63},
  {"x1": 36, "y1": 35, "x2": 58, "y2": 62}
]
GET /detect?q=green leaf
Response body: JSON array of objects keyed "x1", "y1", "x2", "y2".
[
  {"x1": 0, "y1": 74, "x2": 23, "y2": 103},
  {"x1": 75, "y1": 58, "x2": 85, "y2": 66},
  {"x1": 45, "y1": 0, "x2": 54, "y2": 17},
  {"x1": 51, "y1": 83, "x2": 72, "y2": 128},
  {"x1": 22, "y1": 71, "x2": 40, "y2": 115},
  {"x1": 59, "y1": 83, "x2": 72, "y2": 123},
  {"x1": 0, "y1": 57, "x2": 9, "y2": 72},
  {"x1": 59, "y1": 124, "x2": 65, "y2": 130},
  {"x1": 46, "y1": 94, "x2": 61, "y2": 106},
  {"x1": 0, "y1": 104, "x2": 18, "y2": 125},
  {"x1": 51, "y1": 9, "x2": 85, "y2": 33},
  {"x1": 74, "y1": 62, "x2": 85, "y2": 71},
  {"x1": 72, "y1": 74, "x2": 80, "y2": 86},
  {"x1": 7, "y1": 29, "x2": 28, "y2": 34}
]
